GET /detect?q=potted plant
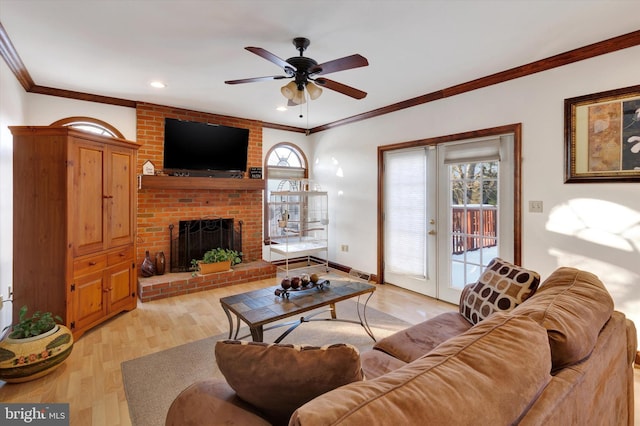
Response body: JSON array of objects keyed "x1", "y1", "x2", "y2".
[
  {"x1": 191, "y1": 248, "x2": 242, "y2": 275},
  {"x1": 0, "y1": 306, "x2": 74, "y2": 383}
]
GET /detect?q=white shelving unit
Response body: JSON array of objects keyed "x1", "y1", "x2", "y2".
[{"x1": 269, "y1": 185, "x2": 328, "y2": 278}]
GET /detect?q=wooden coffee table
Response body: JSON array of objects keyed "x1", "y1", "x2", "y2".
[{"x1": 219, "y1": 280, "x2": 376, "y2": 343}]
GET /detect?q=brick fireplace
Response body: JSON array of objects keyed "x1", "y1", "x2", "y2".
[{"x1": 135, "y1": 103, "x2": 275, "y2": 301}]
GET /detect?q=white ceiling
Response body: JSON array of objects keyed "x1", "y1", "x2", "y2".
[{"x1": 1, "y1": 0, "x2": 638, "y2": 129}]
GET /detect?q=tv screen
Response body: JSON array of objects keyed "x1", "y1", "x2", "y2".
[{"x1": 163, "y1": 118, "x2": 249, "y2": 174}]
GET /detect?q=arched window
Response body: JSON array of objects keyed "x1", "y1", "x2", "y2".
[
  {"x1": 264, "y1": 143, "x2": 308, "y2": 242},
  {"x1": 50, "y1": 116, "x2": 124, "y2": 139}
]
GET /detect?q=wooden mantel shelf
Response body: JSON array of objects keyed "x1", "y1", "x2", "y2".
[{"x1": 139, "y1": 175, "x2": 265, "y2": 191}]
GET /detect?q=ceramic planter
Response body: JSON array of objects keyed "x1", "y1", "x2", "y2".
[
  {"x1": 0, "y1": 324, "x2": 74, "y2": 383},
  {"x1": 198, "y1": 260, "x2": 232, "y2": 274}
]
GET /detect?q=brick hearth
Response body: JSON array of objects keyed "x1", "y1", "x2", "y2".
[{"x1": 137, "y1": 260, "x2": 276, "y2": 302}]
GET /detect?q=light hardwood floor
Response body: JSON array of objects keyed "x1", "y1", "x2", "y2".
[{"x1": 0, "y1": 272, "x2": 638, "y2": 426}]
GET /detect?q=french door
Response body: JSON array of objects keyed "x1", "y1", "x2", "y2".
[
  {"x1": 382, "y1": 134, "x2": 515, "y2": 304},
  {"x1": 383, "y1": 147, "x2": 437, "y2": 296}
]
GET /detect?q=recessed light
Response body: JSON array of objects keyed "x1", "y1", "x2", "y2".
[
  {"x1": 276, "y1": 106, "x2": 287, "y2": 112},
  {"x1": 150, "y1": 81, "x2": 166, "y2": 89}
]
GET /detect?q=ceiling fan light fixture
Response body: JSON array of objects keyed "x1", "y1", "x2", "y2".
[
  {"x1": 291, "y1": 88, "x2": 306, "y2": 105},
  {"x1": 229, "y1": 37, "x2": 368, "y2": 105},
  {"x1": 280, "y1": 81, "x2": 297, "y2": 99},
  {"x1": 306, "y1": 82, "x2": 322, "y2": 100}
]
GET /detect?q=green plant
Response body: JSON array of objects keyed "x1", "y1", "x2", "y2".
[
  {"x1": 191, "y1": 248, "x2": 242, "y2": 270},
  {"x1": 8, "y1": 306, "x2": 63, "y2": 339}
]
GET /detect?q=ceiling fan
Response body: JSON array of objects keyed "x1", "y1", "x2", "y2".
[{"x1": 225, "y1": 37, "x2": 368, "y2": 105}]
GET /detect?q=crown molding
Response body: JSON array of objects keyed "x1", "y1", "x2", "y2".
[
  {"x1": 310, "y1": 29, "x2": 640, "y2": 134},
  {"x1": 0, "y1": 22, "x2": 34, "y2": 90}
]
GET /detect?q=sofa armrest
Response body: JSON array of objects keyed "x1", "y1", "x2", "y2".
[
  {"x1": 360, "y1": 349, "x2": 408, "y2": 379},
  {"x1": 372, "y1": 311, "x2": 472, "y2": 363},
  {"x1": 166, "y1": 378, "x2": 271, "y2": 426}
]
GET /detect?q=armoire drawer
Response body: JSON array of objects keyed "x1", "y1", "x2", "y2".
[
  {"x1": 108, "y1": 245, "x2": 134, "y2": 265},
  {"x1": 73, "y1": 254, "x2": 107, "y2": 277}
]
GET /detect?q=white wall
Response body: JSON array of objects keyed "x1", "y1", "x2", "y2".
[
  {"x1": 26, "y1": 94, "x2": 137, "y2": 140},
  {"x1": 262, "y1": 127, "x2": 313, "y2": 159},
  {"x1": 0, "y1": 59, "x2": 27, "y2": 332},
  {"x1": 310, "y1": 46, "x2": 640, "y2": 328}
]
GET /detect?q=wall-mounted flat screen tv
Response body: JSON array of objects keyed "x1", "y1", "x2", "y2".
[{"x1": 163, "y1": 118, "x2": 249, "y2": 174}]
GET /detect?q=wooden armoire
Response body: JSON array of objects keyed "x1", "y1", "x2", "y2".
[{"x1": 11, "y1": 126, "x2": 140, "y2": 338}]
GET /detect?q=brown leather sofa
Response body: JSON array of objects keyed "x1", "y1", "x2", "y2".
[{"x1": 166, "y1": 267, "x2": 637, "y2": 425}]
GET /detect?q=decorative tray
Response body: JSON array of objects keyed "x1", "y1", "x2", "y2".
[{"x1": 274, "y1": 279, "x2": 330, "y2": 298}]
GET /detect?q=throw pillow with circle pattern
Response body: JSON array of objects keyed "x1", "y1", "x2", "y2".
[{"x1": 459, "y1": 257, "x2": 540, "y2": 325}]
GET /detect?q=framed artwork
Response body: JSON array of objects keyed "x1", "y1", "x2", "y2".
[{"x1": 564, "y1": 84, "x2": 640, "y2": 183}]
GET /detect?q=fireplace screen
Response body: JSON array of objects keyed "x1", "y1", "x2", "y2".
[{"x1": 169, "y1": 218, "x2": 242, "y2": 272}]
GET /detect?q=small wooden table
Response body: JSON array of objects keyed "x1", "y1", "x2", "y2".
[{"x1": 219, "y1": 280, "x2": 376, "y2": 343}]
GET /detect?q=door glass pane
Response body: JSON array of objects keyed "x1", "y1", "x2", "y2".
[{"x1": 449, "y1": 161, "x2": 499, "y2": 289}]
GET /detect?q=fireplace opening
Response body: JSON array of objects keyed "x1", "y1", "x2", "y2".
[{"x1": 169, "y1": 218, "x2": 243, "y2": 272}]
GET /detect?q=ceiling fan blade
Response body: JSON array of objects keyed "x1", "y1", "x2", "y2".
[
  {"x1": 246, "y1": 47, "x2": 296, "y2": 73},
  {"x1": 315, "y1": 78, "x2": 367, "y2": 99},
  {"x1": 225, "y1": 75, "x2": 289, "y2": 84},
  {"x1": 309, "y1": 54, "x2": 368, "y2": 76}
]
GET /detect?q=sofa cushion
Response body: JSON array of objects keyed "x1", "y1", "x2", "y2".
[
  {"x1": 290, "y1": 313, "x2": 552, "y2": 426},
  {"x1": 460, "y1": 257, "x2": 540, "y2": 324},
  {"x1": 215, "y1": 340, "x2": 363, "y2": 424},
  {"x1": 511, "y1": 267, "x2": 614, "y2": 370},
  {"x1": 371, "y1": 311, "x2": 473, "y2": 363}
]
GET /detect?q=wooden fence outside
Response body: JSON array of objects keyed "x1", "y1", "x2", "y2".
[{"x1": 451, "y1": 205, "x2": 497, "y2": 254}]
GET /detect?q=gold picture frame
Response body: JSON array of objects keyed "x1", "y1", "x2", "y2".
[{"x1": 564, "y1": 84, "x2": 640, "y2": 183}]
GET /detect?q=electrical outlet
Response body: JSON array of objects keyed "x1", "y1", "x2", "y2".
[
  {"x1": 340, "y1": 244, "x2": 349, "y2": 252},
  {"x1": 529, "y1": 200, "x2": 543, "y2": 213}
]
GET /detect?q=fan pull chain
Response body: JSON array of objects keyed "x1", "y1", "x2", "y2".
[{"x1": 306, "y1": 94, "x2": 310, "y2": 130}]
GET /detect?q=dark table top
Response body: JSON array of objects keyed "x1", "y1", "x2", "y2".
[{"x1": 219, "y1": 280, "x2": 376, "y2": 327}]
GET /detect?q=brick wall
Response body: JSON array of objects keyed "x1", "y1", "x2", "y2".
[{"x1": 135, "y1": 103, "x2": 264, "y2": 271}]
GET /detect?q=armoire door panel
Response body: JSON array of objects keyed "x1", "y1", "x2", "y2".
[
  {"x1": 73, "y1": 271, "x2": 107, "y2": 330},
  {"x1": 73, "y1": 142, "x2": 106, "y2": 256},
  {"x1": 108, "y1": 262, "x2": 134, "y2": 311},
  {"x1": 108, "y1": 149, "x2": 134, "y2": 247}
]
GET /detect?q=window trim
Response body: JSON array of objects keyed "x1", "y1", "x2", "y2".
[
  {"x1": 263, "y1": 143, "x2": 309, "y2": 244},
  {"x1": 50, "y1": 116, "x2": 124, "y2": 139}
]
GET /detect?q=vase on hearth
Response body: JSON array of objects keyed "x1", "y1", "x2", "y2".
[
  {"x1": 141, "y1": 251, "x2": 155, "y2": 277},
  {"x1": 155, "y1": 251, "x2": 166, "y2": 275}
]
